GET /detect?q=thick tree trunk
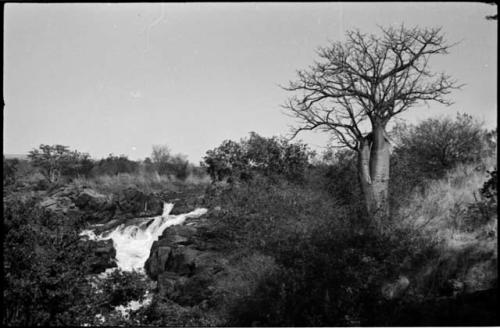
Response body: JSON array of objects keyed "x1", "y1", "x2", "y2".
[{"x1": 358, "y1": 124, "x2": 391, "y2": 225}]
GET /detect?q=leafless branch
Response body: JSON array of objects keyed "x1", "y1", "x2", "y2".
[{"x1": 283, "y1": 25, "x2": 461, "y2": 149}]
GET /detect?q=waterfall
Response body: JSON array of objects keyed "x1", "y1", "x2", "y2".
[{"x1": 80, "y1": 202, "x2": 208, "y2": 272}]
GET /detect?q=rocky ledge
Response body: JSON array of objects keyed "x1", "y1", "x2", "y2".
[
  {"x1": 144, "y1": 209, "x2": 230, "y2": 306},
  {"x1": 143, "y1": 205, "x2": 278, "y2": 315}
]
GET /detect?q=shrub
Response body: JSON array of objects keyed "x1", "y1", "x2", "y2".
[
  {"x1": 316, "y1": 148, "x2": 363, "y2": 205},
  {"x1": 203, "y1": 132, "x2": 313, "y2": 183},
  {"x1": 391, "y1": 113, "x2": 493, "y2": 180},
  {"x1": 94, "y1": 270, "x2": 150, "y2": 309},
  {"x1": 389, "y1": 113, "x2": 495, "y2": 209},
  {"x1": 28, "y1": 144, "x2": 94, "y2": 183},
  {"x1": 465, "y1": 168, "x2": 498, "y2": 228},
  {"x1": 228, "y1": 221, "x2": 437, "y2": 326},
  {"x1": 3, "y1": 197, "x2": 96, "y2": 326},
  {"x1": 150, "y1": 145, "x2": 190, "y2": 180},
  {"x1": 91, "y1": 154, "x2": 138, "y2": 176},
  {"x1": 3, "y1": 156, "x2": 18, "y2": 186}
]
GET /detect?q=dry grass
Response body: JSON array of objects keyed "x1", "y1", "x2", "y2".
[
  {"x1": 71, "y1": 171, "x2": 210, "y2": 195},
  {"x1": 394, "y1": 155, "x2": 497, "y2": 295},
  {"x1": 398, "y1": 156, "x2": 496, "y2": 243}
]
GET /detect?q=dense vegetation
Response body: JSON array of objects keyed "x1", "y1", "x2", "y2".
[{"x1": 3, "y1": 117, "x2": 497, "y2": 326}]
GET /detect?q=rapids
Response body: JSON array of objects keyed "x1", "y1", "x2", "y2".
[{"x1": 80, "y1": 203, "x2": 208, "y2": 272}]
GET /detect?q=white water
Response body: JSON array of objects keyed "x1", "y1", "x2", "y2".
[
  {"x1": 80, "y1": 203, "x2": 208, "y2": 272},
  {"x1": 80, "y1": 202, "x2": 208, "y2": 323}
]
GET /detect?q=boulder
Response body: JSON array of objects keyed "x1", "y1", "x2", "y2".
[
  {"x1": 39, "y1": 189, "x2": 77, "y2": 214},
  {"x1": 87, "y1": 239, "x2": 117, "y2": 274},
  {"x1": 145, "y1": 208, "x2": 234, "y2": 307},
  {"x1": 114, "y1": 187, "x2": 163, "y2": 217},
  {"x1": 161, "y1": 190, "x2": 205, "y2": 215},
  {"x1": 146, "y1": 244, "x2": 173, "y2": 280},
  {"x1": 74, "y1": 188, "x2": 111, "y2": 211},
  {"x1": 40, "y1": 196, "x2": 74, "y2": 213},
  {"x1": 159, "y1": 225, "x2": 197, "y2": 246}
]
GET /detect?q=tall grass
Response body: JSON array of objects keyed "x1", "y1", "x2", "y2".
[
  {"x1": 389, "y1": 156, "x2": 498, "y2": 300},
  {"x1": 71, "y1": 171, "x2": 210, "y2": 195},
  {"x1": 397, "y1": 156, "x2": 497, "y2": 248}
]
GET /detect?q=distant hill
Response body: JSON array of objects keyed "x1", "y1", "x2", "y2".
[{"x1": 4, "y1": 154, "x2": 29, "y2": 160}]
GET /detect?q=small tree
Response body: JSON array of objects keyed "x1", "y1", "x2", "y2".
[
  {"x1": 151, "y1": 145, "x2": 171, "y2": 175},
  {"x1": 92, "y1": 154, "x2": 138, "y2": 176},
  {"x1": 28, "y1": 145, "x2": 93, "y2": 183},
  {"x1": 283, "y1": 25, "x2": 461, "y2": 224},
  {"x1": 392, "y1": 113, "x2": 493, "y2": 180},
  {"x1": 203, "y1": 132, "x2": 312, "y2": 183},
  {"x1": 150, "y1": 145, "x2": 189, "y2": 180}
]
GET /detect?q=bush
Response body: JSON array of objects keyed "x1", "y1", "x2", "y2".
[
  {"x1": 315, "y1": 148, "x2": 363, "y2": 205},
  {"x1": 465, "y1": 168, "x2": 498, "y2": 228},
  {"x1": 203, "y1": 176, "x2": 349, "y2": 252},
  {"x1": 150, "y1": 145, "x2": 190, "y2": 180},
  {"x1": 389, "y1": 113, "x2": 495, "y2": 209},
  {"x1": 3, "y1": 197, "x2": 96, "y2": 326},
  {"x1": 28, "y1": 144, "x2": 94, "y2": 183},
  {"x1": 228, "y1": 221, "x2": 437, "y2": 326},
  {"x1": 203, "y1": 132, "x2": 313, "y2": 183},
  {"x1": 3, "y1": 156, "x2": 18, "y2": 186},
  {"x1": 99, "y1": 270, "x2": 149, "y2": 308},
  {"x1": 91, "y1": 154, "x2": 138, "y2": 176},
  {"x1": 392, "y1": 113, "x2": 493, "y2": 180}
]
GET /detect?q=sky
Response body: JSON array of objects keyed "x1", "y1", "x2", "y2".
[{"x1": 3, "y1": 3, "x2": 497, "y2": 162}]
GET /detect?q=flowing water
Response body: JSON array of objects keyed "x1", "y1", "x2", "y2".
[
  {"x1": 80, "y1": 203, "x2": 208, "y2": 272},
  {"x1": 80, "y1": 202, "x2": 208, "y2": 321}
]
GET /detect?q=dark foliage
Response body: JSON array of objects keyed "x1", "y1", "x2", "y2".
[
  {"x1": 28, "y1": 144, "x2": 94, "y2": 183},
  {"x1": 392, "y1": 113, "x2": 493, "y2": 180},
  {"x1": 390, "y1": 113, "x2": 495, "y2": 209},
  {"x1": 91, "y1": 154, "x2": 139, "y2": 176},
  {"x1": 464, "y1": 168, "x2": 498, "y2": 229},
  {"x1": 203, "y1": 132, "x2": 313, "y2": 184},
  {"x1": 149, "y1": 145, "x2": 190, "y2": 180},
  {"x1": 94, "y1": 270, "x2": 149, "y2": 309},
  {"x1": 3, "y1": 198, "x2": 94, "y2": 326},
  {"x1": 3, "y1": 156, "x2": 19, "y2": 186},
  {"x1": 228, "y1": 222, "x2": 437, "y2": 326}
]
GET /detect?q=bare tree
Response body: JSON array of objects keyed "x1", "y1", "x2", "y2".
[{"x1": 283, "y1": 25, "x2": 462, "y2": 225}]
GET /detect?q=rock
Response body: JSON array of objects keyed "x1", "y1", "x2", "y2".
[
  {"x1": 114, "y1": 187, "x2": 163, "y2": 217},
  {"x1": 144, "y1": 209, "x2": 233, "y2": 308},
  {"x1": 39, "y1": 195, "x2": 76, "y2": 214},
  {"x1": 381, "y1": 275, "x2": 410, "y2": 300},
  {"x1": 157, "y1": 272, "x2": 180, "y2": 298},
  {"x1": 87, "y1": 239, "x2": 117, "y2": 274},
  {"x1": 146, "y1": 244, "x2": 173, "y2": 280},
  {"x1": 159, "y1": 225, "x2": 197, "y2": 246},
  {"x1": 162, "y1": 190, "x2": 205, "y2": 215},
  {"x1": 74, "y1": 188, "x2": 110, "y2": 211},
  {"x1": 167, "y1": 247, "x2": 201, "y2": 276}
]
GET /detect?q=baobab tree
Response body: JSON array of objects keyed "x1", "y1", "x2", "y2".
[{"x1": 283, "y1": 25, "x2": 461, "y2": 225}]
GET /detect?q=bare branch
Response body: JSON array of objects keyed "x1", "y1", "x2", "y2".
[{"x1": 283, "y1": 25, "x2": 461, "y2": 148}]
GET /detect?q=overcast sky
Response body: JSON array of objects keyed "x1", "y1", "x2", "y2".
[{"x1": 4, "y1": 3, "x2": 497, "y2": 162}]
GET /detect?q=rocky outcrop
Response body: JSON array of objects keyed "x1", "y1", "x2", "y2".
[
  {"x1": 74, "y1": 188, "x2": 112, "y2": 212},
  {"x1": 145, "y1": 212, "x2": 236, "y2": 307},
  {"x1": 87, "y1": 239, "x2": 117, "y2": 274},
  {"x1": 114, "y1": 187, "x2": 163, "y2": 218},
  {"x1": 39, "y1": 185, "x2": 166, "y2": 223},
  {"x1": 160, "y1": 189, "x2": 206, "y2": 215}
]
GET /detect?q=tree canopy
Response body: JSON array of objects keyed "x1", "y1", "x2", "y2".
[{"x1": 283, "y1": 25, "x2": 461, "y2": 150}]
